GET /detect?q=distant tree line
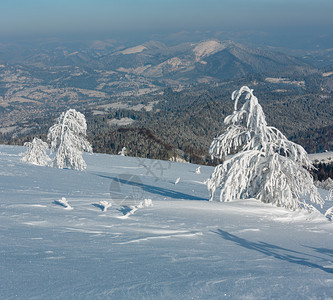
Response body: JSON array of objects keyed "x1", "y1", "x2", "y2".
[
  {"x1": 311, "y1": 162, "x2": 333, "y2": 181},
  {"x1": 1, "y1": 80, "x2": 332, "y2": 177}
]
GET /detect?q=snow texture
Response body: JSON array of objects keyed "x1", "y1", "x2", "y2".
[
  {"x1": 0, "y1": 145, "x2": 332, "y2": 299},
  {"x1": 315, "y1": 178, "x2": 333, "y2": 191},
  {"x1": 207, "y1": 86, "x2": 323, "y2": 210},
  {"x1": 48, "y1": 109, "x2": 92, "y2": 170}
]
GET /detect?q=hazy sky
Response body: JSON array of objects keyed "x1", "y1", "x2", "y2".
[{"x1": 1, "y1": 0, "x2": 332, "y2": 40}]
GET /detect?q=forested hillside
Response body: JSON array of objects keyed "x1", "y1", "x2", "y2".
[
  {"x1": 0, "y1": 39, "x2": 332, "y2": 166},
  {"x1": 4, "y1": 79, "x2": 332, "y2": 167}
]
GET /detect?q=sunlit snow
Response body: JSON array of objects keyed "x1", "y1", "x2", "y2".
[
  {"x1": 120, "y1": 45, "x2": 147, "y2": 55},
  {"x1": 193, "y1": 40, "x2": 226, "y2": 61},
  {"x1": 0, "y1": 145, "x2": 332, "y2": 299}
]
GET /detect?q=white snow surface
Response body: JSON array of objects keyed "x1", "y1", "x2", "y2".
[
  {"x1": 309, "y1": 151, "x2": 333, "y2": 164},
  {"x1": 193, "y1": 40, "x2": 225, "y2": 61},
  {"x1": 0, "y1": 145, "x2": 332, "y2": 299},
  {"x1": 120, "y1": 45, "x2": 147, "y2": 55}
]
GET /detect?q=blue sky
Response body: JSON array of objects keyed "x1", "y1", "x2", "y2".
[{"x1": 0, "y1": 0, "x2": 332, "y2": 39}]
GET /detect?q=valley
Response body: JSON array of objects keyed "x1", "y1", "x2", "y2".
[{"x1": 0, "y1": 39, "x2": 332, "y2": 161}]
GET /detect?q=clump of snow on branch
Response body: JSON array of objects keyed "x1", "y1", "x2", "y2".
[
  {"x1": 141, "y1": 198, "x2": 153, "y2": 208},
  {"x1": 134, "y1": 199, "x2": 154, "y2": 210},
  {"x1": 48, "y1": 109, "x2": 92, "y2": 171},
  {"x1": 206, "y1": 86, "x2": 323, "y2": 211},
  {"x1": 118, "y1": 199, "x2": 153, "y2": 219},
  {"x1": 97, "y1": 200, "x2": 112, "y2": 212},
  {"x1": 327, "y1": 188, "x2": 333, "y2": 202},
  {"x1": 315, "y1": 178, "x2": 333, "y2": 191},
  {"x1": 325, "y1": 206, "x2": 333, "y2": 221},
  {"x1": 54, "y1": 197, "x2": 73, "y2": 210},
  {"x1": 21, "y1": 137, "x2": 50, "y2": 166}
]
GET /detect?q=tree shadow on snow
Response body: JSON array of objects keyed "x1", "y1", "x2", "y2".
[
  {"x1": 95, "y1": 174, "x2": 208, "y2": 201},
  {"x1": 305, "y1": 246, "x2": 333, "y2": 258},
  {"x1": 92, "y1": 203, "x2": 105, "y2": 211},
  {"x1": 117, "y1": 206, "x2": 133, "y2": 215},
  {"x1": 213, "y1": 229, "x2": 333, "y2": 274}
]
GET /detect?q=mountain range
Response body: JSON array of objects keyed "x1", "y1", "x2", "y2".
[
  {"x1": 0, "y1": 39, "x2": 322, "y2": 84},
  {"x1": 0, "y1": 38, "x2": 332, "y2": 157}
]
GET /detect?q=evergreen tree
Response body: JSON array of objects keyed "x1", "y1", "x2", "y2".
[
  {"x1": 21, "y1": 137, "x2": 50, "y2": 166},
  {"x1": 206, "y1": 86, "x2": 323, "y2": 210},
  {"x1": 48, "y1": 109, "x2": 92, "y2": 170}
]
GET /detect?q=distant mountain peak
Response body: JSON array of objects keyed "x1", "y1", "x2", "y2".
[
  {"x1": 193, "y1": 40, "x2": 225, "y2": 60},
  {"x1": 120, "y1": 45, "x2": 147, "y2": 55}
]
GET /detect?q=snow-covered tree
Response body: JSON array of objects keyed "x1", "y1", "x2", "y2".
[
  {"x1": 21, "y1": 137, "x2": 50, "y2": 166},
  {"x1": 325, "y1": 204, "x2": 333, "y2": 221},
  {"x1": 206, "y1": 86, "x2": 323, "y2": 210},
  {"x1": 48, "y1": 109, "x2": 92, "y2": 170},
  {"x1": 118, "y1": 147, "x2": 128, "y2": 156},
  {"x1": 195, "y1": 166, "x2": 201, "y2": 174}
]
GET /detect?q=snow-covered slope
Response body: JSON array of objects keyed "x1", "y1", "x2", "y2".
[
  {"x1": 309, "y1": 151, "x2": 333, "y2": 164},
  {"x1": 193, "y1": 40, "x2": 226, "y2": 61},
  {"x1": 143, "y1": 57, "x2": 192, "y2": 77},
  {"x1": 0, "y1": 145, "x2": 332, "y2": 299},
  {"x1": 120, "y1": 45, "x2": 147, "y2": 55}
]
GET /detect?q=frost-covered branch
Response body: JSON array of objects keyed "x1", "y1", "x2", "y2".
[
  {"x1": 207, "y1": 86, "x2": 324, "y2": 211},
  {"x1": 21, "y1": 137, "x2": 50, "y2": 166},
  {"x1": 48, "y1": 109, "x2": 92, "y2": 170}
]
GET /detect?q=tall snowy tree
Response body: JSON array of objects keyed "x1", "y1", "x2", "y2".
[
  {"x1": 21, "y1": 137, "x2": 50, "y2": 166},
  {"x1": 206, "y1": 86, "x2": 323, "y2": 210},
  {"x1": 48, "y1": 109, "x2": 92, "y2": 171}
]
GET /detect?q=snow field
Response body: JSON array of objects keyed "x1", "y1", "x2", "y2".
[{"x1": 0, "y1": 145, "x2": 332, "y2": 299}]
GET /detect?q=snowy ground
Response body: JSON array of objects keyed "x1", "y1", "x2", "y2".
[
  {"x1": 309, "y1": 151, "x2": 333, "y2": 164},
  {"x1": 0, "y1": 145, "x2": 332, "y2": 299}
]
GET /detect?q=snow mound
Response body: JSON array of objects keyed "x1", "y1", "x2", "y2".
[
  {"x1": 195, "y1": 166, "x2": 201, "y2": 174},
  {"x1": 118, "y1": 199, "x2": 153, "y2": 219},
  {"x1": 137, "y1": 198, "x2": 153, "y2": 208},
  {"x1": 95, "y1": 200, "x2": 112, "y2": 212},
  {"x1": 54, "y1": 197, "x2": 73, "y2": 210}
]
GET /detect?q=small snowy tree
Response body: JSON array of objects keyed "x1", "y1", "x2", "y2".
[
  {"x1": 196, "y1": 166, "x2": 201, "y2": 174},
  {"x1": 48, "y1": 109, "x2": 92, "y2": 170},
  {"x1": 206, "y1": 86, "x2": 323, "y2": 210},
  {"x1": 21, "y1": 137, "x2": 50, "y2": 166},
  {"x1": 118, "y1": 147, "x2": 128, "y2": 156}
]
